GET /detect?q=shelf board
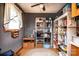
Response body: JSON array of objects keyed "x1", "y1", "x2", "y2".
[
  {"x1": 59, "y1": 26, "x2": 67, "y2": 28},
  {"x1": 67, "y1": 26, "x2": 79, "y2": 28},
  {"x1": 44, "y1": 37, "x2": 51, "y2": 39},
  {"x1": 54, "y1": 12, "x2": 68, "y2": 22},
  {"x1": 37, "y1": 37, "x2": 44, "y2": 39},
  {"x1": 54, "y1": 26, "x2": 67, "y2": 28},
  {"x1": 44, "y1": 32, "x2": 51, "y2": 33},
  {"x1": 54, "y1": 26, "x2": 79, "y2": 28}
]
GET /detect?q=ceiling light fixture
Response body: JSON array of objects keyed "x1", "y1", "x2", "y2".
[
  {"x1": 31, "y1": 3, "x2": 46, "y2": 11},
  {"x1": 40, "y1": 4, "x2": 43, "y2": 8},
  {"x1": 42, "y1": 5, "x2": 45, "y2": 11},
  {"x1": 40, "y1": 4, "x2": 45, "y2": 11}
]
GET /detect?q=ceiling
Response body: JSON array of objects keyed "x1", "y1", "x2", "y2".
[{"x1": 18, "y1": 3, "x2": 65, "y2": 13}]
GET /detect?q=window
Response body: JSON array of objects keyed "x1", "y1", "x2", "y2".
[{"x1": 4, "y1": 3, "x2": 23, "y2": 30}]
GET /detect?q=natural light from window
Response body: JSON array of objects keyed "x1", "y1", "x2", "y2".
[{"x1": 4, "y1": 3, "x2": 23, "y2": 30}]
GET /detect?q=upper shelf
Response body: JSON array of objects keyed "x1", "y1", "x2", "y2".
[{"x1": 54, "y1": 12, "x2": 68, "y2": 22}]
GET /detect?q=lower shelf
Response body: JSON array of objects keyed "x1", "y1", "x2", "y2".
[
  {"x1": 36, "y1": 44, "x2": 43, "y2": 48},
  {"x1": 59, "y1": 51, "x2": 67, "y2": 56}
]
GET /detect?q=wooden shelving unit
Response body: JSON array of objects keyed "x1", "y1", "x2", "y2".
[
  {"x1": 53, "y1": 5, "x2": 77, "y2": 55},
  {"x1": 35, "y1": 17, "x2": 53, "y2": 48},
  {"x1": 53, "y1": 3, "x2": 79, "y2": 56},
  {"x1": 23, "y1": 38, "x2": 35, "y2": 48}
]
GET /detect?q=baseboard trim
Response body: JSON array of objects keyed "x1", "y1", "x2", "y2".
[{"x1": 14, "y1": 46, "x2": 23, "y2": 56}]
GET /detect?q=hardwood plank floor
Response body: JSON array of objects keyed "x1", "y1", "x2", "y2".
[
  {"x1": 15, "y1": 42, "x2": 59, "y2": 56},
  {"x1": 16, "y1": 47, "x2": 59, "y2": 56}
]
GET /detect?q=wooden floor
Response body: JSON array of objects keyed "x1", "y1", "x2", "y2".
[
  {"x1": 16, "y1": 47, "x2": 59, "y2": 56},
  {"x1": 15, "y1": 42, "x2": 59, "y2": 56}
]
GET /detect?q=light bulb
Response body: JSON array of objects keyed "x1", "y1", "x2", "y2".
[{"x1": 40, "y1": 4, "x2": 43, "y2": 8}]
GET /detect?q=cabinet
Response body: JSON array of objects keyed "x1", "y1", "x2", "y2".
[
  {"x1": 71, "y1": 44, "x2": 79, "y2": 56},
  {"x1": 23, "y1": 38, "x2": 35, "y2": 48}
]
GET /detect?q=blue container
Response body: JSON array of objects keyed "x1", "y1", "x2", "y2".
[{"x1": 43, "y1": 43, "x2": 51, "y2": 48}]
